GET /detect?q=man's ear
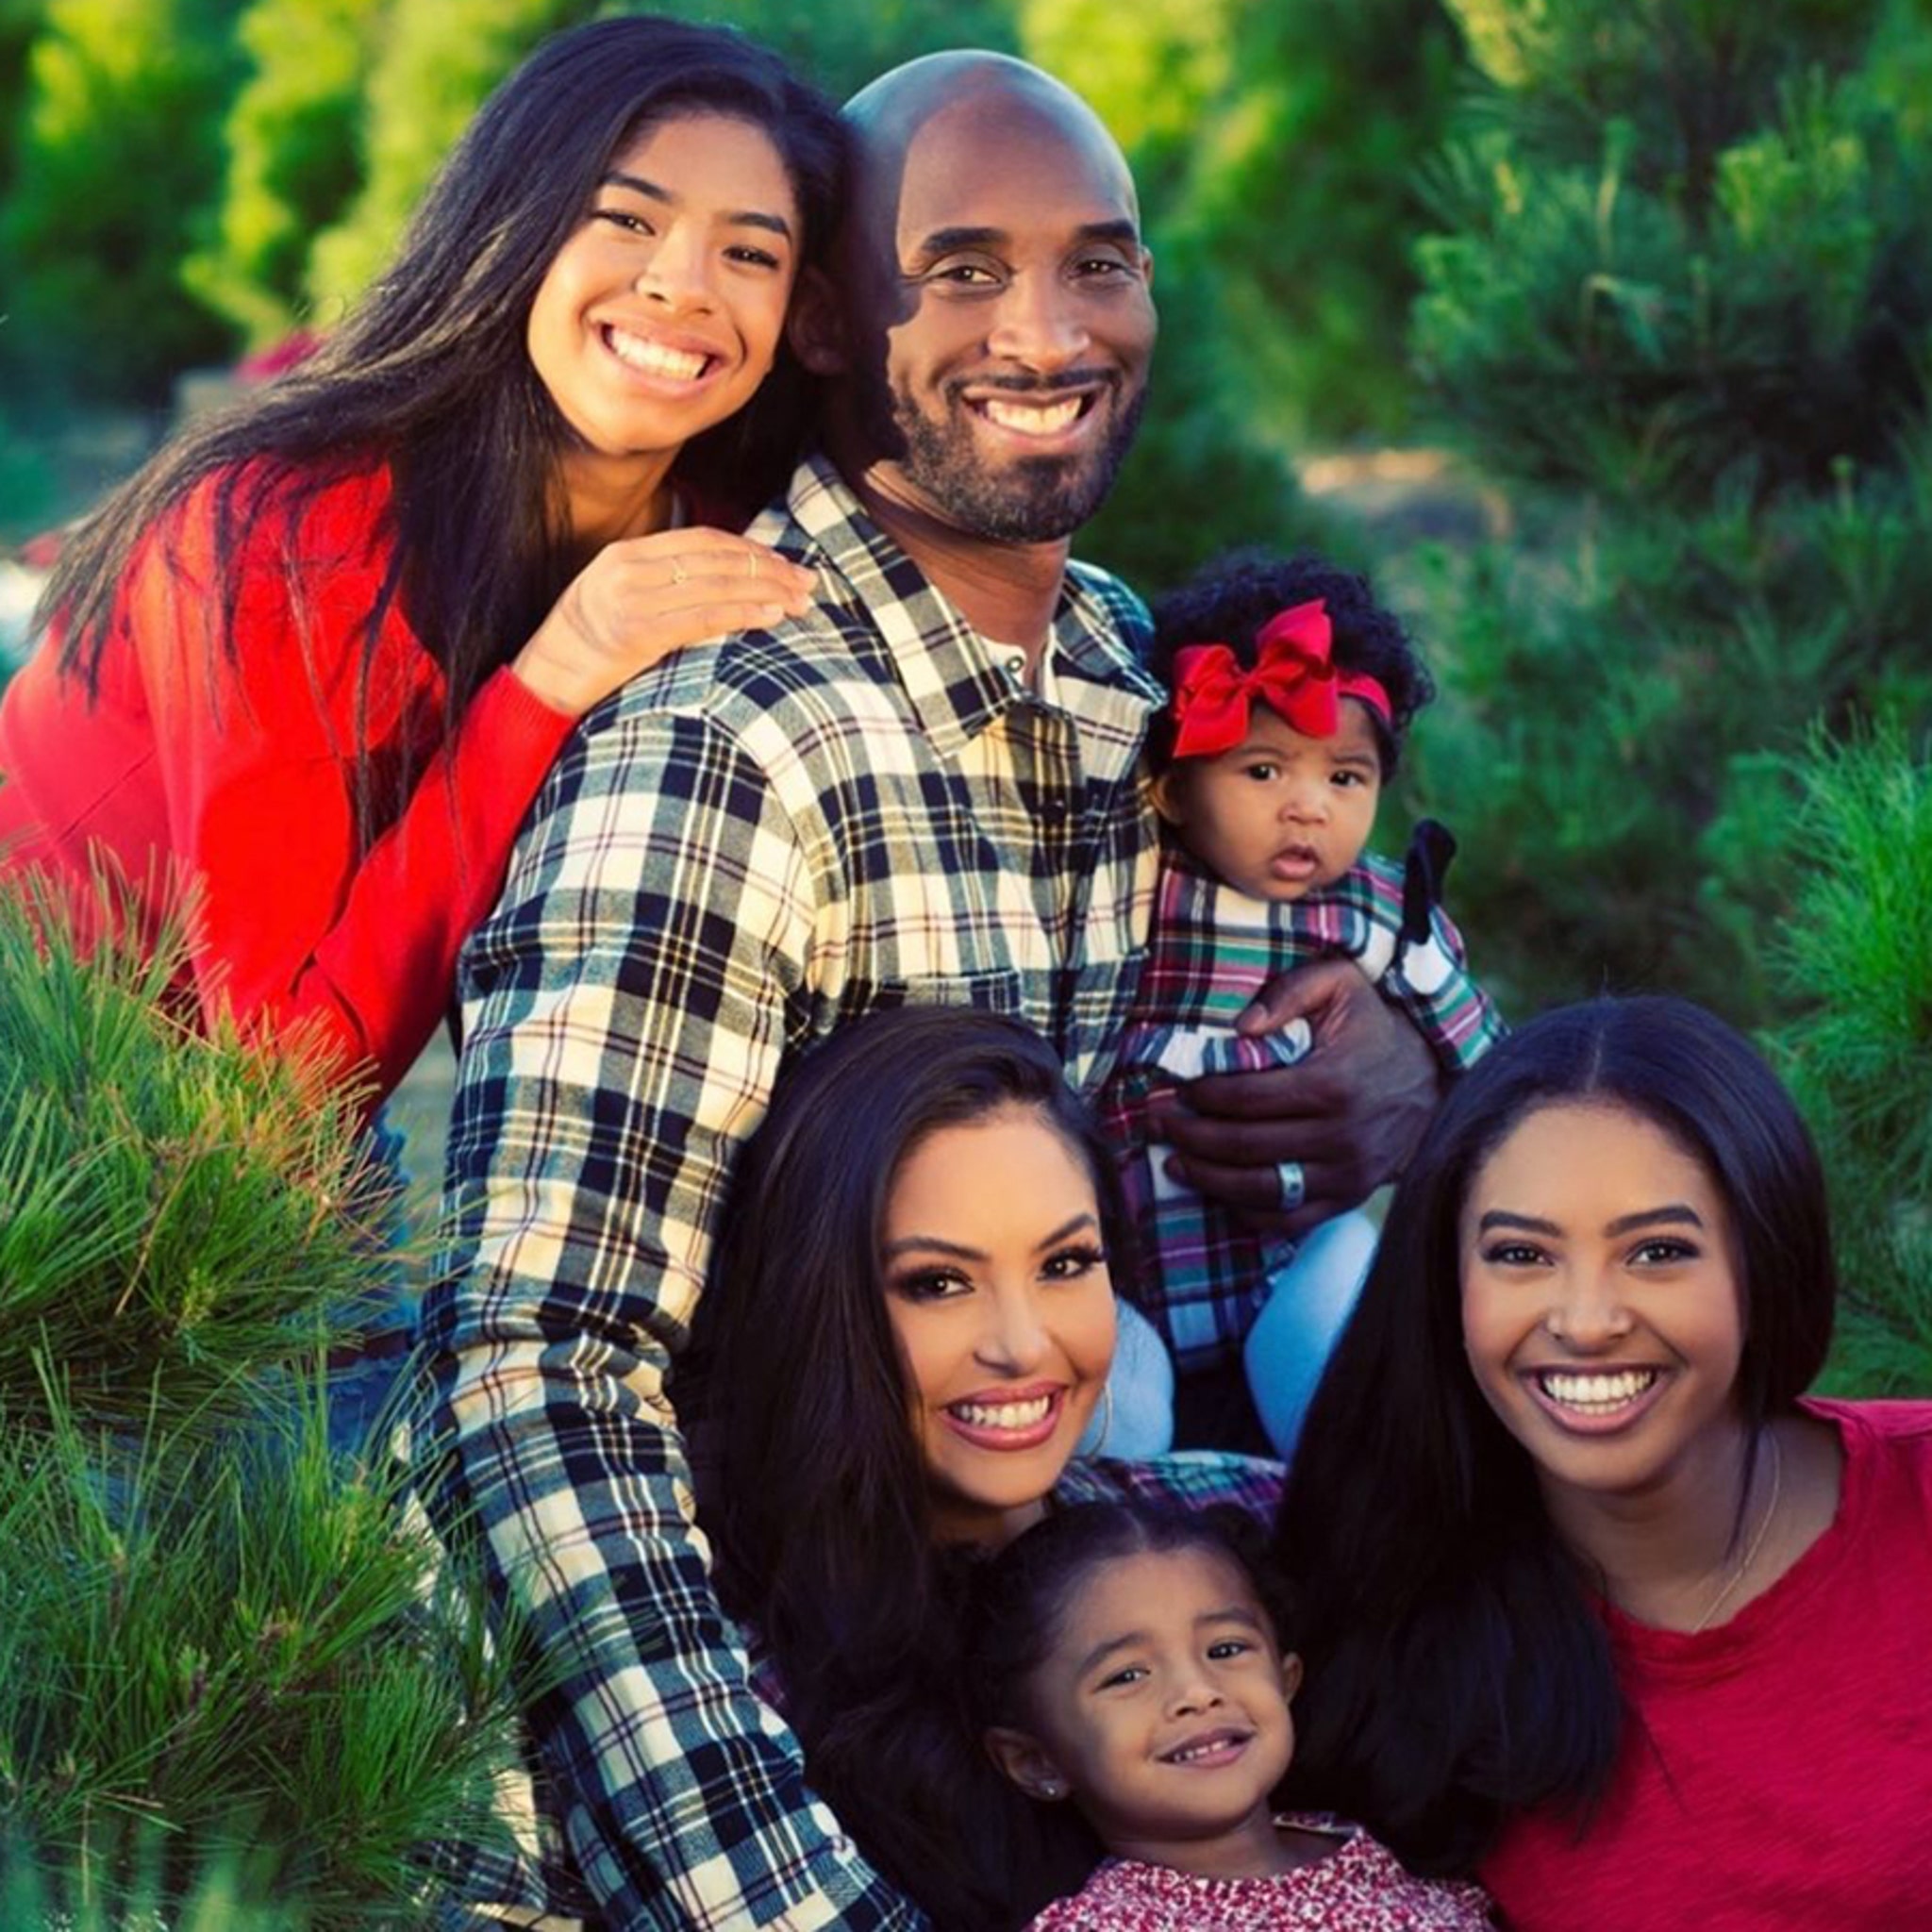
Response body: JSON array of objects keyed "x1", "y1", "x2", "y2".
[
  {"x1": 1280, "y1": 1650, "x2": 1305, "y2": 1707},
  {"x1": 788, "y1": 264, "x2": 849, "y2": 375},
  {"x1": 984, "y1": 1725, "x2": 1073, "y2": 1803}
]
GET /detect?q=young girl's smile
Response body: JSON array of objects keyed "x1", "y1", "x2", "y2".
[
  {"x1": 991, "y1": 1544, "x2": 1308, "y2": 1878},
  {"x1": 1152, "y1": 699, "x2": 1382, "y2": 902}
]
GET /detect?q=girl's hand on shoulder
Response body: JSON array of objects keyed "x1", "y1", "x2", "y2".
[{"x1": 511, "y1": 528, "x2": 817, "y2": 718}]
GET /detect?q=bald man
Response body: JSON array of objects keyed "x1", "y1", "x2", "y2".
[{"x1": 425, "y1": 51, "x2": 1431, "y2": 1929}]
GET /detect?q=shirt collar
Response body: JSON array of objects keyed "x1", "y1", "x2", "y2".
[{"x1": 751, "y1": 454, "x2": 1157, "y2": 771}]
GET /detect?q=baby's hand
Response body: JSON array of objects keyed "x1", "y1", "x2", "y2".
[
  {"x1": 512, "y1": 528, "x2": 815, "y2": 718},
  {"x1": 1156, "y1": 958, "x2": 1440, "y2": 1235}
]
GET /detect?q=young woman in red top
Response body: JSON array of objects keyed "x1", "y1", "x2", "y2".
[
  {"x1": 0, "y1": 16, "x2": 834, "y2": 1104},
  {"x1": 1274, "y1": 995, "x2": 1932, "y2": 1931}
]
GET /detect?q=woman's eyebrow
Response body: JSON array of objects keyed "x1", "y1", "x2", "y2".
[
  {"x1": 1031, "y1": 1211, "x2": 1099, "y2": 1253},
  {"x1": 1474, "y1": 1204, "x2": 1706, "y2": 1236},
  {"x1": 601, "y1": 170, "x2": 793, "y2": 238}
]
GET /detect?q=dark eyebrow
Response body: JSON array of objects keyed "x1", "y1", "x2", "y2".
[
  {"x1": 1070, "y1": 219, "x2": 1142, "y2": 251},
  {"x1": 909, "y1": 224, "x2": 1008, "y2": 260},
  {"x1": 1607, "y1": 1204, "x2": 1705, "y2": 1237},
  {"x1": 1074, "y1": 1605, "x2": 1266, "y2": 1682},
  {"x1": 908, "y1": 218, "x2": 1141, "y2": 263},
  {"x1": 1475, "y1": 1210, "x2": 1560, "y2": 1236},
  {"x1": 1476, "y1": 1205, "x2": 1707, "y2": 1238},
  {"x1": 602, "y1": 170, "x2": 793, "y2": 240},
  {"x1": 881, "y1": 1209, "x2": 1096, "y2": 1265}
]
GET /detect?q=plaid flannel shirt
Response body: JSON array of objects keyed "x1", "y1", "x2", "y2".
[
  {"x1": 1096, "y1": 841, "x2": 1505, "y2": 1373},
  {"x1": 421, "y1": 456, "x2": 1164, "y2": 1930}
]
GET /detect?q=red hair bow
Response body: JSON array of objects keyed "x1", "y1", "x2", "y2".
[{"x1": 1169, "y1": 599, "x2": 1391, "y2": 759}]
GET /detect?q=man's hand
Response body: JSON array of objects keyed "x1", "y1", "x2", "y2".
[{"x1": 1152, "y1": 957, "x2": 1441, "y2": 1237}]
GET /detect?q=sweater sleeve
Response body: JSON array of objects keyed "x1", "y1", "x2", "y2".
[{"x1": 129, "y1": 472, "x2": 575, "y2": 1101}]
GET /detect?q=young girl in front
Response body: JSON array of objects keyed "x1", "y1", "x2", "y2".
[
  {"x1": 974, "y1": 1501, "x2": 1494, "y2": 1928},
  {"x1": 1098, "y1": 552, "x2": 1503, "y2": 1458}
]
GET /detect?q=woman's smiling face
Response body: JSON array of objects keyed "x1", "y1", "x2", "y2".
[
  {"x1": 1458, "y1": 1100, "x2": 1748, "y2": 1514},
  {"x1": 881, "y1": 1103, "x2": 1116, "y2": 1546},
  {"x1": 526, "y1": 112, "x2": 800, "y2": 499}
]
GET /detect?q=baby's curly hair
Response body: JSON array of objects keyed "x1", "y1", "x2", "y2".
[{"x1": 1147, "y1": 550, "x2": 1435, "y2": 775}]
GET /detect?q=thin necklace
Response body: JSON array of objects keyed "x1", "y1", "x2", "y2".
[{"x1": 1690, "y1": 1432, "x2": 1784, "y2": 1635}]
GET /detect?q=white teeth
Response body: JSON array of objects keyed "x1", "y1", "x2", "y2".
[
  {"x1": 607, "y1": 330, "x2": 708, "y2": 380},
  {"x1": 951, "y1": 1395, "x2": 1053, "y2": 1430},
  {"x1": 982, "y1": 396, "x2": 1084, "y2": 435},
  {"x1": 1539, "y1": 1369, "x2": 1659, "y2": 1412},
  {"x1": 1164, "y1": 1736, "x2": 1241, "y2": 1764}
]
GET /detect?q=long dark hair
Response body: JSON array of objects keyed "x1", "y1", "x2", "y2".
[
  {"x1": 1274, "y1": 995, "x2": 1836, "y2": 1873},
  {"x1": 42, "y1": 15, "x2": 841, "y2": 738},
  {"x1": 683, "y1": 1005, "x2": 1136, "y2": 1930}
]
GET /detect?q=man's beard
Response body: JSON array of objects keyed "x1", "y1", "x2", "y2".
[{"x1": 887, "y1": 377, "x2": 1147, "y2": 542}]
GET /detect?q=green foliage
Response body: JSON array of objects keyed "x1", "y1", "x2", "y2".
[
  {"x1": 1412, "y1": 74, "x2": 1932, "y2": 501},
  {"x1": 0, "y1": 871, "x2": 524, "y2": 1919},
  {"x1": 0, "y1": 0, "x2": 52, "y2": 207},
  {"x1": 0, "y1": 869, "x2": 397, "y2": 1432},
  {"x1": 711, "y1": 0, "x2": 1018, "y2": 102},
  {"x1": 1411, "y1": 443, "x2": 1932, "y2": 1016},
  {"x1": 303, "y1": 0, "x2": 1019, "y2": 324},
  {"x1": 1764, "y1": 721, "x2": 1932, "y2": 1394},
  {"x1": 1077, "y1": 234, "x2": 1337, "y2": 597},
  {"x1": 1, "y1": 1838, "x2": 313, "y2": 1929},
  {"x1": 1027, "y1": 0, "x2": 1463, "y2": 444},
  {"x1": 181, "y1": 0, "x2": 387, "y2": 346},
  {"x1": 304, "y1": 0, "x2": 582, "y2": 317},
  {"x1": 1403, "y1": 0, "x2": 1932, "y2": 1050},
  {"x1": 0, "y1": 1404, "x2": 516, "y2": 1924},
  {"x1": 0, "y1": 0, "x2": 245, "y2": 401}
]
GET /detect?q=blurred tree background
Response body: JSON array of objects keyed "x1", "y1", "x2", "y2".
[{"x1": 0, "y1": 0, "x2": 1927, "y2": 1388}]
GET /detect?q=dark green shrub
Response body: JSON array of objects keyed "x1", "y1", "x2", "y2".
[{"x1": 1402, "y1": 0, "x2": 1932, "y2": 1028}]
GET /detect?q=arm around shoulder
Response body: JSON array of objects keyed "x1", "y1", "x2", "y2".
[{"x1": 421, "y1": 692, "x2": 926, "y2": 1928}]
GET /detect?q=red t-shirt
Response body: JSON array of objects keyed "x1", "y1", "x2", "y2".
[
  {"x1": 0, "y1": 462, "x2": 574, "y2": 1101},
  {"x1": 1480, "y1": 1399, "x2": 1932, "y2": 1930}
]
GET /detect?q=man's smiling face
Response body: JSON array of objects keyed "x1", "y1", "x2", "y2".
[{"x1": 850, "y1": 87, "x2": 1155, "y2": 544}]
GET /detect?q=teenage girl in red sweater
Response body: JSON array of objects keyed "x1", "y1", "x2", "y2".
[{"x1": 0, "y1": 17, "x2": 835, "y2": 1104}]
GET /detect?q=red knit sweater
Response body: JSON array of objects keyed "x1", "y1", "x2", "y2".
[
  {"x1": 1480, "y1": 1399, "x2": 1932, "y2": 1930},
  {"x1": 0, "y1": 462, "x2": 574, "y2": 1101}
]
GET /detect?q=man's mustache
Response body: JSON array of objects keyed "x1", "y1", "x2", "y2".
[{"x1": 951, "y1": 369, "x2": 1119, "y2": 397}]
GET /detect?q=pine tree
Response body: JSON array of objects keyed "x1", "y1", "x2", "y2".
[
  {"x1": 1768, "y1": 721, "x2": 1932, "y2": 1395},
  {"x1": 0, "y1": 870, "x2": 522, "y2": 1924},
  {"x1": 1402, "y1": 0, "x2": 1932, "y2": 1017}
]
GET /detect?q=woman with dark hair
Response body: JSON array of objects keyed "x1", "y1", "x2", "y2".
[
  {"x1": 681, "y1": 1003, "x2": 1285, "y2": 1930},
  {"x1": 0, "y1": 14, "x2": 830, "y2": 1104},
  {"x1": 1274, "y1": 994, "x2": 1932, "y2": 1928}
]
